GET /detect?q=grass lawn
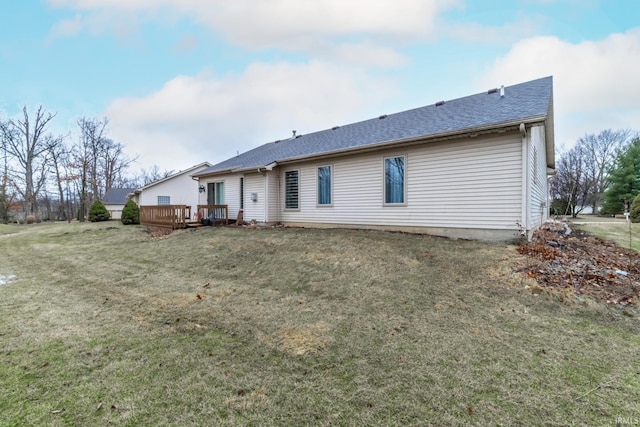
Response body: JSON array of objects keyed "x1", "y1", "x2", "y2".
[
  {"x1": 1, "y1": 222, "x2": 639, "y2": 426},
  {"x1": 570, "y1": 216, "x2": 640, "y2": 252}
]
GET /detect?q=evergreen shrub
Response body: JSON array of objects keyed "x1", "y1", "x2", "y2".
[
  {"x1": 88, "y1": 200, "x2": 110, "y2": 222},
  {"x1": 121, "y1": 200, "x2": 140, "y2": 225}
]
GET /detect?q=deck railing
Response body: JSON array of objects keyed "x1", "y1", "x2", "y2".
[
  {"x1": 197, "y1": 205, "x2": 229, "y2": 225},
  {"x1": 140, "y1": 205, "x2": 192, "y2": 229}
]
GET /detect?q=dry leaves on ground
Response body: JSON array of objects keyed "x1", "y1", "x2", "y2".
[{"x1": 518, "y1": 223, "x2": 640, "y2": 306}]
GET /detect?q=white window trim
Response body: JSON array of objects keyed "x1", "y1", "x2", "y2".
[
  {"x1": 383, "y1": 154, "x2": 407, "y2": 207},
  {"x1": 316, "y1": 164, "x2": 333, "y2": 207}
]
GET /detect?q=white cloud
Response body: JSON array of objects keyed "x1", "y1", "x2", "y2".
[
  {"x1": 48, "y1": 8, "x2": 140, "y2": 40},
  {"x1": 478, "y1": 28, "x2": 640, "y2": 146},
  {"x1": 446, "y1": 15, "x2": 541, "y2": 44},
  {"x1": 105, "y1": 61, "x2": 397, "y2": 171},
  {"x1": 48, "y1": 0, "x2": 459, "y2": 49}
]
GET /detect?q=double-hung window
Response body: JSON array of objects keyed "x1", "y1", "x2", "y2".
[
  {"x1": 317, "y1": 165, "x2": 332, "y2": 206},
  {"x1": 285, "y1": 170, "x2": 299, "y2": 209},
  {"x1": 384, "y1": 156, "x2": 405, "y2": 205}
]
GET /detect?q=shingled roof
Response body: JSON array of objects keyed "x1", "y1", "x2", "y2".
[
  {"x1": 195, "y1": 76, "x2": 553, "y2": 177},
  {"x1": 102, "y1": 188, "x2": 136, "y2": 204}
]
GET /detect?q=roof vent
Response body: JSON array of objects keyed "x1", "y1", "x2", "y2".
[
  {"x1": 500, "y1": 85, "x2": 505, "y2": 98},
  {"x1": 291, "y1": 130, "x2": 297, "y2": 139},
  {"x1": 379, "y1": 114, "x2": 387, "y2": 119},
  {"x1": 435, "y1": 100, "x2": 445, "y2": 107},
  {"x1": 274, "y1": 140, "x2": 281, "y2": 144},
  {"x1": 332, "y1": 126, "x2": 340, "y2": 130},
  {"x1": 295, "y1": 134, "x2": 302, "y2": 138},
  {"x1": 488, "y1": 88, "x2": 498, "y2": 94}
]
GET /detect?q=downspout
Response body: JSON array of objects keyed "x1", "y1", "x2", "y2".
[
  {"x1": 277, "y1": 171, "x2": 281, "y2": 223},
  {"x1": 520, "y1": 123, "x2": 531, "y2": 239},
  {"x1": 256, "y1": 168, "x2": 265, "y2": 223},
  {"x1": 264, "y1": 171, "x2": 268, "y2": 223}
]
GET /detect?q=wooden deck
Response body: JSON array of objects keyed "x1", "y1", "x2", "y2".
[
  {"x1": 197, "y1": 205, "x2": 229, "y2": 226},
  {"x1": 140, "y1": 205, "x2": 192, "y2": 229},
  {"x1": 139, "y1": 205, "x2": 229, "y2": 229}
]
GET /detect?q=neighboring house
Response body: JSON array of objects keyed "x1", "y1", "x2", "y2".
[
  {"x1": 129, "y1": 162, "x2": 212, "y2": 215},
  {"x1": 102, "y1": 188, "x2": 136, "y2": 220},
  {"x1": 193, "y1": 77, "x2": 555, "y2": 241}
]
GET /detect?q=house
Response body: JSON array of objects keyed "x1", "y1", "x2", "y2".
[
  {"x1": 102, "y1": 188, "x2": 136, "y2": 220},
  {"x1": 128, "y1": 162, "x2": 211, "y2": 216},
  {"x1": 193, "y1": 76, "x2": 555, "y2": 241}
]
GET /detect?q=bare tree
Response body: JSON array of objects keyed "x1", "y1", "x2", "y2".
[
  {"x1": 0, "y1": 106, "x2": 59, "y2": 218},
  {"x1": 48, "y1": 139, "x2": 72, "y2": 220},
  {"x1": 101, "y1": 138, "x2": 137, "y2": 191},
  {"x1": 579, "y1": 129, "x2": 634, "y2": 213},
  {"x1": 72, "y1": 117, "x2": 107, "y2": 221},
  {"x1": 0, "y1": 123, "x2": 16, "y2": 223},
  {"x1": 72, "y1": 117, "x2": 137, "y2": 220},
  {"x1": 130, "y1": 165, "x2": 175, "y2": 187},
  {"x1": 549, "y1": 144, "x2": 593, "y2": 218}
]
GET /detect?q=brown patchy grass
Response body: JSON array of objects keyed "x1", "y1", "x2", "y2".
[{"x1": 1, "y1": 221, "x2": 639, "y2": 426}]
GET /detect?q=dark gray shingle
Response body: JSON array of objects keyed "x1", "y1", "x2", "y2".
[
  {"x1": 196, "y1": 76, "x2": 552, "y2": 176},
  {"x1": 102, "y1": 188, "x2": 136, "y2": 204}
]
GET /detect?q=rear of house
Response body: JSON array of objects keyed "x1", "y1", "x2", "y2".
[
  {"x1": 129, "y1": 162, "x2": 211, "y2": 216},
  {"x1": 102, "y1": 188, "x2": 136, "y2": 220},
  {"x1": 194, "y1": 77, "x2": 554, "y2": 241}
]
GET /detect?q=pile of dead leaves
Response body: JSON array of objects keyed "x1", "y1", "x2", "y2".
[{"x1": 518, "y1": 223, "x2": 640, "y2": 306}]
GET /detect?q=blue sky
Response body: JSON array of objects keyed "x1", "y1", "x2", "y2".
[{"x1": 1, "y1": 0, "x2": 639, "y2": 173}]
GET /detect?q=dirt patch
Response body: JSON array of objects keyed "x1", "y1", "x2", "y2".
[
  {"x1": 518, "y1": 222, "x2": 640, "y2": 306},
  {"x1": 277, "y1": 323, "x2": 333, "y2": 355}
]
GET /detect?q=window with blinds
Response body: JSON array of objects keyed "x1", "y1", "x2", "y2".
[{"x1": 285, "y1": 170, "x2": 299, "y2": 209}]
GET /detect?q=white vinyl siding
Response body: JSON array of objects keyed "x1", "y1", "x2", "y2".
[
  {"x1": 243, "y1": 173, "x2": 266, "y2": 222},
  {"x1": 529, "y1": 125, "x2": 548, "y2": 230},
  {"x1": 280, "y1": 132, "x2": 523, "y2": 231},
  {"x1": 199, "y1": 174, "x2": 242, "y2": 221},
  {"x1": 137, "y1": 163, "x2": 210, "y2": 212},
  {"x1": 266, "y1": 170, "x2": 280, "y2": 222}
]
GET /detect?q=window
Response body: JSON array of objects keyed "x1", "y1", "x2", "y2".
[
  {"x1": 317, "y1": 165, "x2": 332, "y2": 205},
  {"x1": 285, "y1": 170, "x2": 299, "y2": 209},
  {"x1": 240, "y1": 177, "x2": 244, "y2": 210},
  {"x1": 384, "y1": 156, "x2": 405, "y2": 204},
  {"x1": 215, "y1": 182, "x2": 224, "y2": 204},
  {"x1": 207, "y1": 182, "x2": 225, "y2": 205},
  {"x1": 157, "y1": 196, "x2": 170, "y2": 205}
]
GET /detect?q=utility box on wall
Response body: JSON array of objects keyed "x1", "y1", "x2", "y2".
[{"x1": 250, "y1": 193, "x2": 258, "y2": 202}]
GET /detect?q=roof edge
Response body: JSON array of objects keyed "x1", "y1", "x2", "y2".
[
  {"x1": 274, "y1": 115, "x2": 548, "y2": 166},
  {"x1": 138, "y1": 162, "x2": 212, "y2": 189}
]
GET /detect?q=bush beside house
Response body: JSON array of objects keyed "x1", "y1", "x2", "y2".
[{"x1": 121, "y1": 200, "x2": 140, "y2": 225}]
